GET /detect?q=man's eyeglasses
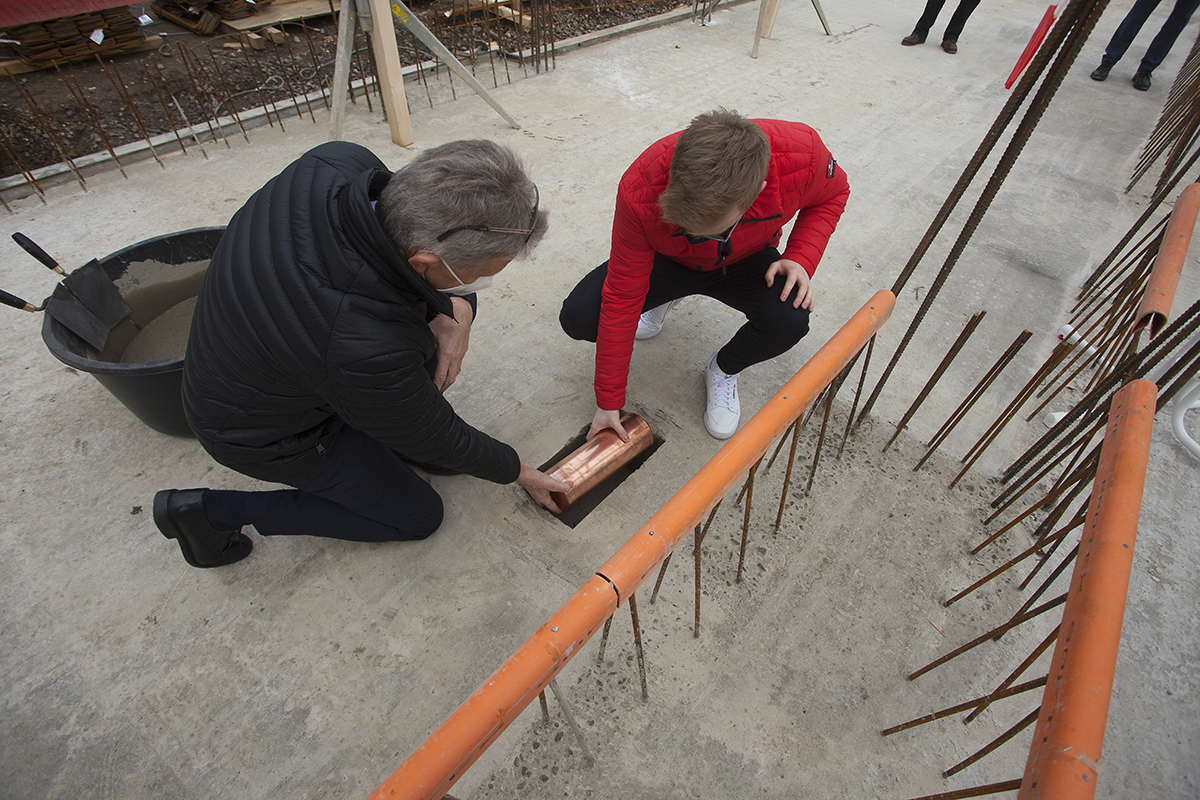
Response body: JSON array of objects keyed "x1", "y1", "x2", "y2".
[{"x1": 436, "y1": 185, "x2": 539, "y2": 244}]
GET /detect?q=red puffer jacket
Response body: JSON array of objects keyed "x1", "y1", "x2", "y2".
[{"x1": 594, "y1": 118, "x2": 850, "y2": 411}]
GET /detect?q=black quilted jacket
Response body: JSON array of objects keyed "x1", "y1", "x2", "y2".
[{"x1": 182, "y1": 142, "x2": 520, "y2": 485}]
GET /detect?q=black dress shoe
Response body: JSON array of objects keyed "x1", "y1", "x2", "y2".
[
  {"x1": 941, "y1": 38, "x2": 958, "y2": 54},
  {"x1": 154, "y1": 489, "x2": 252, "y2": 568},
  {"x1": 901, "y1": 32, "x2": 926, "y2": 46},
  {"x1": 1091, "y1": 62, "x2": 1113, "y2": 81},
  {"x1": 1133, "y1": 69, "x2": 1152, "y2": 90}
]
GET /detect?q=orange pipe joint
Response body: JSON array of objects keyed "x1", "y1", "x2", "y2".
[
  {"x1": 1136, "y1": 182, "x2": 1200, "y2": 338},
  {"x1": 1020, "y1": 379, "x2": 1157, "y2": 800}
]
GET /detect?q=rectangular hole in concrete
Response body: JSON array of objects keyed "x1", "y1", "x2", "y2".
[{"x1": 538, "y1": 422, "x2": 665, "y2": 529}]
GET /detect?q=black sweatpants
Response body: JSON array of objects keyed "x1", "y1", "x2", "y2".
[{"x1": 559, "y1": 248, "x2": 811, "y2": 376}]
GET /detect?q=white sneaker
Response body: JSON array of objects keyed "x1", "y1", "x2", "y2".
[
  {"x1": 635, "y1": 299, "x2": 680, "y2": 340},
  {"x1": 704, "y1": 351, "x2": 740, "y2": 439}
]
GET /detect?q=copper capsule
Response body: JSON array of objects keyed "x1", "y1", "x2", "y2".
[{"x1": 548, "y1": 414, "x2": 653, "y2": 513}]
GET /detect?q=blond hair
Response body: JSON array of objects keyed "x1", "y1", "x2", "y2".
[{"x1": 658, "y1": 109, "x2": 770, "y2": 231}]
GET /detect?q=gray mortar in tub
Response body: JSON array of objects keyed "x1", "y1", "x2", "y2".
[{"x1": 85, "y1": 258, "x2": 210, "y2": 364}]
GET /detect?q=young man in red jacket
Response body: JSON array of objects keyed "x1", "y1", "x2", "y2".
[{"x1": 560, "y1": 109, "x2": 850, "y2": 440}]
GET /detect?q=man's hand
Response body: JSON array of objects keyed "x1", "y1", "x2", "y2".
[
  {"x1": 765, "y1": 258, "x2": 815, "y2": 311},
  {"x1": 517, "y1": 463, "x2": 573, "y2": 513},
  {"x1": 588, "y1": 407, "x2": 629, "y2": 442},
  {"x1": 428, "y1": 296, "x2": 474, "y2": 392}
]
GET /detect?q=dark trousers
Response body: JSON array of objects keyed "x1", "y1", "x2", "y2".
[
  {"x1": 1103, "y1": 0, "x2": 1200, "y2": 71},
  {"x1": 913, "y1": 0, "x2": 981, "y2": 41},
  {"x1": 204, "y1": 423, "x2": 445, "y2": 543},
  {"x1": 559, "y1": 248, "x2": 810, "y2": 377}
]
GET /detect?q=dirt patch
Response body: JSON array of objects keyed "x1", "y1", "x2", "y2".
[{"x1": 0, "y1": 0, "x2": 682, "y2": 180}]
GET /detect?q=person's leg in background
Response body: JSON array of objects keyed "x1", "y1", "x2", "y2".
[
  {"x1": 940, "y1": 0, "x2": 982, "y2": 52},
  {"x1": 1093, "y1": 0, "x2": 1163, "y2": 80},
  {"x1": 903, "y1": 0, "x2": 946, "y2": 45},
  {"x1": 1135, "y1": 0, "x2": 1200, "y2": 88}
]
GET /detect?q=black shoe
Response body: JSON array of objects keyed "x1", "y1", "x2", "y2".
[
  {"x1": 941, "y1": 38, "x2": 958, "y2": 54},
  {"x1": 154, "y1": 489, "x2": 252, "y2": 568},
  {"x1": 901, "y1": 32, "x2": 926, "y2": 46},
  {"x1": 1090, "y1": 61, "x2": 1113, "y2": 81},
  {"x1": 1133, "y1": 69, "x2": 1152, "y2": 90}
]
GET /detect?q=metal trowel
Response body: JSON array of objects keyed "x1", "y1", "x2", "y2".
[
  {"x1": 1, "y1": 285, "x2": 111, "y2": 351},
  {"x1": 12, "y1": 232, "x2": 132, "y2": 331}
]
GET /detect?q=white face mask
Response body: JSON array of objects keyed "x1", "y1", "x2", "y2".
[{"x1": 438, "y1": 259, "x2": 494, "y2": 296}]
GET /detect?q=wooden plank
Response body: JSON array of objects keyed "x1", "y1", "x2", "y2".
[
  {"x1": 367, "y1": 0, "x2": 413, "y2": 146},
  {"x1": 491, "y1": 5, "x2": 531, "y2": 30},
  {"x1": 219, "y1": 0, "x2": 340, "y2": 33}
]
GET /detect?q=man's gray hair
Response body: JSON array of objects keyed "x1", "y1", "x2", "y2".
[{"x1": 378, "y1": 139, "x2": 546, "y2": 268}]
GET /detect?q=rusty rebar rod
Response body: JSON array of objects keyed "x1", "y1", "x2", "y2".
[
  {"x1": 0, "y1": 127, "x2": 47, "y2": 201},
  {"x1": 907, "y1": 594, "x2": 1067, "y2": 681},
  {"x1": 949, "y1": 342, "x2": 1072, "y2": 488},
  {"x1": 1074, "y1": 218, "x2": 1164, "y2": 312},
  {"x1": 141, "y1": 61, "x2": 187, "y2": 156},
  {"x1": 281, "y1": 25, "x2": 320, "y2": 121},
  {"x1": 176, "y1": 46, "x2": 229, "y2": 149},
  {"x1": 547, "y1": 678, "x2": 592, "y2": 763},
  {"x1": 805, "y1": 375, "x2": 843, "y2": 496},
  {"x1": 904, "y1": 780, "x2": 1023, "y2": 800},
  {"x1": 299, "y1": 18, "x2": 332, "y2": 108},
  {"x1": 765, "y1": 419, "x2": 797, "y2": 471},
  {"x1": 1081, "y1": 146, "x2": 1198, "y2": 296},
  {"x1": 1000, "y1": 297, "x2": 1200, "y2": 485},
  {"x1": 881, "y1": 676, "x2": 1047, "y2": 736},
  {"x1": 538, "y1": 689, "x2": 549, "y2": 722},
  {"x1": 968, "y1": 625, "x2": 1060, "y2": 722},
  {"x1": 773, "y1": 419, "x2": 804, "y2": 532},
  {"x1": 884, "y1": 311, "x2": 986, "y2": 451},
  {"x1": 987, "y1": 435, "x2": 1100, "y2": 523},
  {"x1": 693, "y1": 502, "x2": 721, "y2": 638},
  {"x1": 859, "y1": 0, "x2": 1106, "y2": 426},
  {"x1": 9, "y1": 73, "x2": 90, "y2": 187},
  {"x1": 596, "y1": 614, "x2": 612, "y2": 664},
  {"x1": 353, "y1": 30, "x2": 376, "y2": 111},
  {"x1": 1017, "y1": 513, "x2": 1083, "y2": 593},
  {"x1": 202, "y1": 44, "x2": 251, "y2": 142},
  {"x1": 649, "y1": 550, "x2": 673, "y2": 604},
  {"x1": 150, "y1": 56, "x2": 208, "y2": 158},
  {"x1": 842, "y1": 337, "x2": 873, "y2": 446},
  {"x1": 55, "y1": 63, "x2": 128, "y2": 178},
  {"x1": 943, "y1": 708, "x2": 1040, "y2": 777},
  {"x1": 239, "y1": 41, "x2": 285, "y2": 130},
  {"x1": 278, "y1": 30, "x2": 317, "y2": 122},
  {"x1": 916, "y1": 330, "x2": 1031, "y2": 471},
  {"x1": 411, "y1": 32, "x2": 435, "y2": 108},
  {"x1": 885, "y1": 0, "x2": 1093, "y2": 299},
  {"x1": 946, "y1": 524, "x2": 1074, "y2": 607},
  {"x1": 629, "y1": 592, "x2": 648, "y2": 700},
  {"x1": 736, "y1": 458, "x2": 762, "y2": 583}
]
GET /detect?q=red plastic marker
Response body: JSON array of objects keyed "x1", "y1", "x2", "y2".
[{"x1": 1006, "y1": 5, "x2": 1058, "y2": 89}]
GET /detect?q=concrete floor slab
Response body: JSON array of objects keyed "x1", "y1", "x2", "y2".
[{"x1": 1, "y1": 1, "x2": 1198, "y2": 798}]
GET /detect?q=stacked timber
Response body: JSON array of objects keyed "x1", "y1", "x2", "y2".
[
  {"x1": 1, "y1": 7, "x2": 145, "y2": 66},
  {"x1": 150, "y1": 0, "x2": 276, "y2": 34}
]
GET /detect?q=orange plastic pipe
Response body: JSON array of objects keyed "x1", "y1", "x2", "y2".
[
  {"x1": 1135, "y1": 183, "x2": 1200, "y2": 338},
  {"x1": 366, "y1": 290, "x2": 894, "y2": 800},
  {"x1": 1019, "y1": 379, "x2": 1157, "y2": 800}
]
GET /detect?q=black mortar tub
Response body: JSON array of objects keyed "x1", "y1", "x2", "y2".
[{"x1": 41, "y1": 227, "x2": 226, "y2": 437}]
